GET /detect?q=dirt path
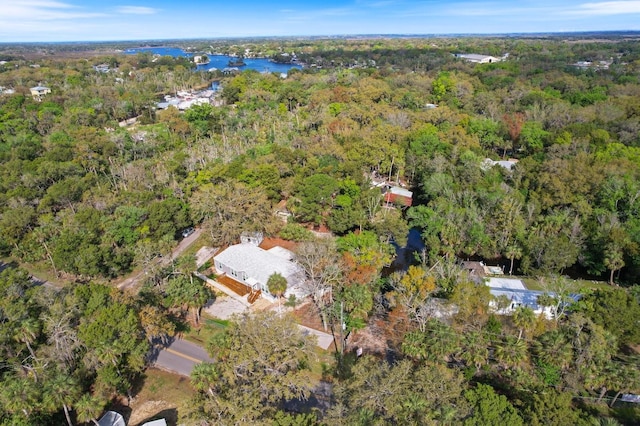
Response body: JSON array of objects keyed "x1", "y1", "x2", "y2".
[{"x1": 117, "y1": 228, "x2": 203, "y2": 291}]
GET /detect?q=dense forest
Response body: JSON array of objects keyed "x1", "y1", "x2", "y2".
[{"x1": 0, "y1": 35, "x2": 639, "y2": 425}]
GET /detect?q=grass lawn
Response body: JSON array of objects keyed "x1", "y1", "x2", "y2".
[
  {"x1": 180, "y1": 233, "x2": 209, "y2": 260},
  {"x1": 522, "y1": 276, "x2": 611, "y2": 292},
  {"x1": 128, "y1": 368, "x2": 196, "y2": 426},
  {"x1": 1, "y1": 257, "x2": 68, "y2": 288},
  {"x1": 181, "y1": 313, "x2": 229, "y2": 346}
]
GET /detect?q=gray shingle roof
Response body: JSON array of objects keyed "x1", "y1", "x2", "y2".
[{"x1": 214, "y1": 243, "x2": 302, "y2": 288}]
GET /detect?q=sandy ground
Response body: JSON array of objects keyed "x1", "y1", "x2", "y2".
[{"x1": 203, "y1": 296, "x2": 248, "y2": 319}]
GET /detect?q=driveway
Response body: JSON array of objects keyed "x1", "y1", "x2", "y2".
[
  {"x1": 203, "y1": 296, "x2": 248, "y2": 320},
  {"x1": 150, "y1": 338, "x2": 214, "y2": 377},
  {"x1": 118, "y1": 227, "x2": 203, "y2": 290}
]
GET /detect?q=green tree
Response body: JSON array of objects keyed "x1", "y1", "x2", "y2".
[
  {"x1": 575, "y1": 288, "x2": 640, "y2": 347},
  {"x1": 293, "y1": 173, "x2": 340, "y2": 225},
  {"x1": 512, "y1": 306, "x2": 536, "y2": 341},
  {"x1": 328, "y1": 356, "x2": 466, "y2": 425},
  {"x1": 74, "y1": 393, "x2": 105, "y2": 426},
  {"x1": 267, "y1": 272, "x2": 288, "y2": 312},
  {"x1": 464, "y1": 383, "x2": 523, "y2": 426},
  {"x1": 523, "y1": 390, "x2": 585, "y2": 426},
  {"x1": 42, "y1": 372, "x2": 81, "y2": 426},
  {"x1": 450, "y1": 280, "x2": 492, "y2": 328},
  {"x1": 195, "y1": 311, "x2": 316, "y2": 423},
  {"x1": 165, "y1": 275, "x2": 213, "y2": 325}
]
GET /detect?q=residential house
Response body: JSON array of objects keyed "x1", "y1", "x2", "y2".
[
  {"x1": 455, "y1": 53, "x2": 503, "y2": 64},
  {"x1": 485, "y1": 277, "x2": 556, "y2": 319},
  {"x1": 0, "y1": 86, "x2": 15, "y2": 95},
  {"x1": 29, "y1": 85, "x2": 51, "y2": 100},
  {"x1": 93, "y1": 63, "x2": 111, "y2": 73},
  {"x1": 482, "y1": 158, "x2": 518, "y2": 171},
  {"x1": 462, "y1": 260, "x2": 504, "y2": 281},
  {"x1": 213, "y1": 240, "x2": 306, "y2": 302}
]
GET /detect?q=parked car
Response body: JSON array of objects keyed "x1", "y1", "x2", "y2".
[{"x1": 181, "y1": 227, "x2": 195, "y2": 238}]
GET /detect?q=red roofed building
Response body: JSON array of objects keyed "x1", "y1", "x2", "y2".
[{"x1": 384, "y1": 185, "x2": 412, "y2": 207}]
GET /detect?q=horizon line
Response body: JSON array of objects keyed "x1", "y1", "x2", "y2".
[{"x1": 2, "y1": 29, "x2": 640, "y2": 45}]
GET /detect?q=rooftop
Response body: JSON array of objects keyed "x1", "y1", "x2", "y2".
[{"x1": 214, "y1": 243, "x2": 301, "y2": 288}]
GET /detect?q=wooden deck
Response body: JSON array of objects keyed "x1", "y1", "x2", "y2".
[{"x1": 216, "y1": 274, "x2": 251, "y2": 297}]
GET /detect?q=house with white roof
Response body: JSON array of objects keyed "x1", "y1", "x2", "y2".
[
  {"x1": 482, "y1": 158, "x2": 518, "y2": 171},
  {"x1": 485, "y1": 277, "x2": 556, "y2": 319},
  {"x1": 455, "y1": 53, "x2": 505, "y2": 64},
  {"x1": 29, "y1": 85, "x2": 51, "y2": 100},
  {"x1": 213, "y1": 241, "x2": 307, "y2": 302}
]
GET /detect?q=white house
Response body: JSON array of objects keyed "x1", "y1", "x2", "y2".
[
  {"x1": 213, "y1": 243, "x2": 307, "y2": 301},
  {"x1": 455, "y1": 54, "x2": 503, "y2": 64},
  {"x1": 29, "y1": 85, "x2": 51, "y2": 100},
  {"x1": 485, "y1": 277, "x2": 556, "y2": 319},
  {"x1": 481, "y1": 158, "x2": 519, "y2": 171}
]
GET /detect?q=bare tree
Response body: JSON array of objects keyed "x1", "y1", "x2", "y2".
[{"x1": 294, "y1": 239, "x2": 343, "y2": 331}]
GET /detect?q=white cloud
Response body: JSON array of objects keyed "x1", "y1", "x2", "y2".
[
  {"x1": 0, "y1": 0, "x2": 105, "y2": 20},
  {"x1": 572, "y1": 1, "x2": 640, "y2": 15},
  {"x1": 117, "y1": 6, "x2": 159, "y2": 15}
]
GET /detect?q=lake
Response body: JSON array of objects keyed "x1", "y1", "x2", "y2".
[{"x1": 124, "y1": 47, "x2": 302, "y2": 74}]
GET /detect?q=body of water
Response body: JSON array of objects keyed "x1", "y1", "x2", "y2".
[{"x1": 124, "y1": 47, "x2": 302, "y2": 74}]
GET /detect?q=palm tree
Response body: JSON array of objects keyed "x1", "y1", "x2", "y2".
[
  {"x1": 533, "y1": 330, "x2": 573, "y2": 372},
  {"x1": 75, "y1": 393, "x2": 105, "y2": 426},
  {"x1": 42, "y1": 373, "x2": 81, "y2": 426},
  {"x1": 512, "y1": 306, "x2": 536, "y2": 341},
  {"x1": 401, "y1": 330, "x2": 429, "y2": 361},
  {"x1": 14, "y1": 317, "x2": 41, "y2": 361},
  {"x1": 191, "y1": 362, "x2": 219, "y2": 397},
  {"x1": 505, "y1": 244, "x2": 522, "y2": 275},
  {"x1": 460, "y1": 331, "x2": 489, "y2": 371},
  {"x1": 495, "y1": 335, "x2": 528, "y2": 369},
  {"x1": 267, "y1": 272, "x2": 288, "y2": 313},
  {"x1": 0, "y1": 376, "x2": 39, "y2": 418},
  {"x1": 424, "y1": 320, "x2": 460, "y2": 363}
]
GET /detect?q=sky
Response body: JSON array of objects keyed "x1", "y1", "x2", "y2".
[{"x1": 1, "y1": 0, "x2": 640, "y2": 42}]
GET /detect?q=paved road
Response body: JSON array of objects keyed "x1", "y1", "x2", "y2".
[
  {"x1": 151, "y1": 338, "x2": 214, "y2": 377},
  {"x1": 118, "y1": 228, "x2": 203, "y2": 290}
]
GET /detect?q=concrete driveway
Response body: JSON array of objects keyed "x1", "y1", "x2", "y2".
[{"x1": 203, "y1": 296, "x2": 248, "y2": 320}]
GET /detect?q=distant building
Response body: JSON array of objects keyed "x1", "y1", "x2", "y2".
[
  {"x1": 462, "y1": 261, "x2": 503, "y2": 279},
  {"x1": 384, "y1": 185, "x2": 413, "y2": 207},
  {"x1": 0, "y1": 86, "x2": 15, "y2": 95},
  {"x1": 455, "y1": 53, "x2": 504, "y2": 64},
  {"x1": 29, "y1": 85, "x2": 51, "y2": 100},
  {"x1": 571, "y1": 59, "x2": 612, "y2": 70},
  {"x1": 93, "y1": 63, "x2": 111, "y2": 73},
  {"x1": 482, "y1": 158, "x2": 518, "y2": 171}
]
